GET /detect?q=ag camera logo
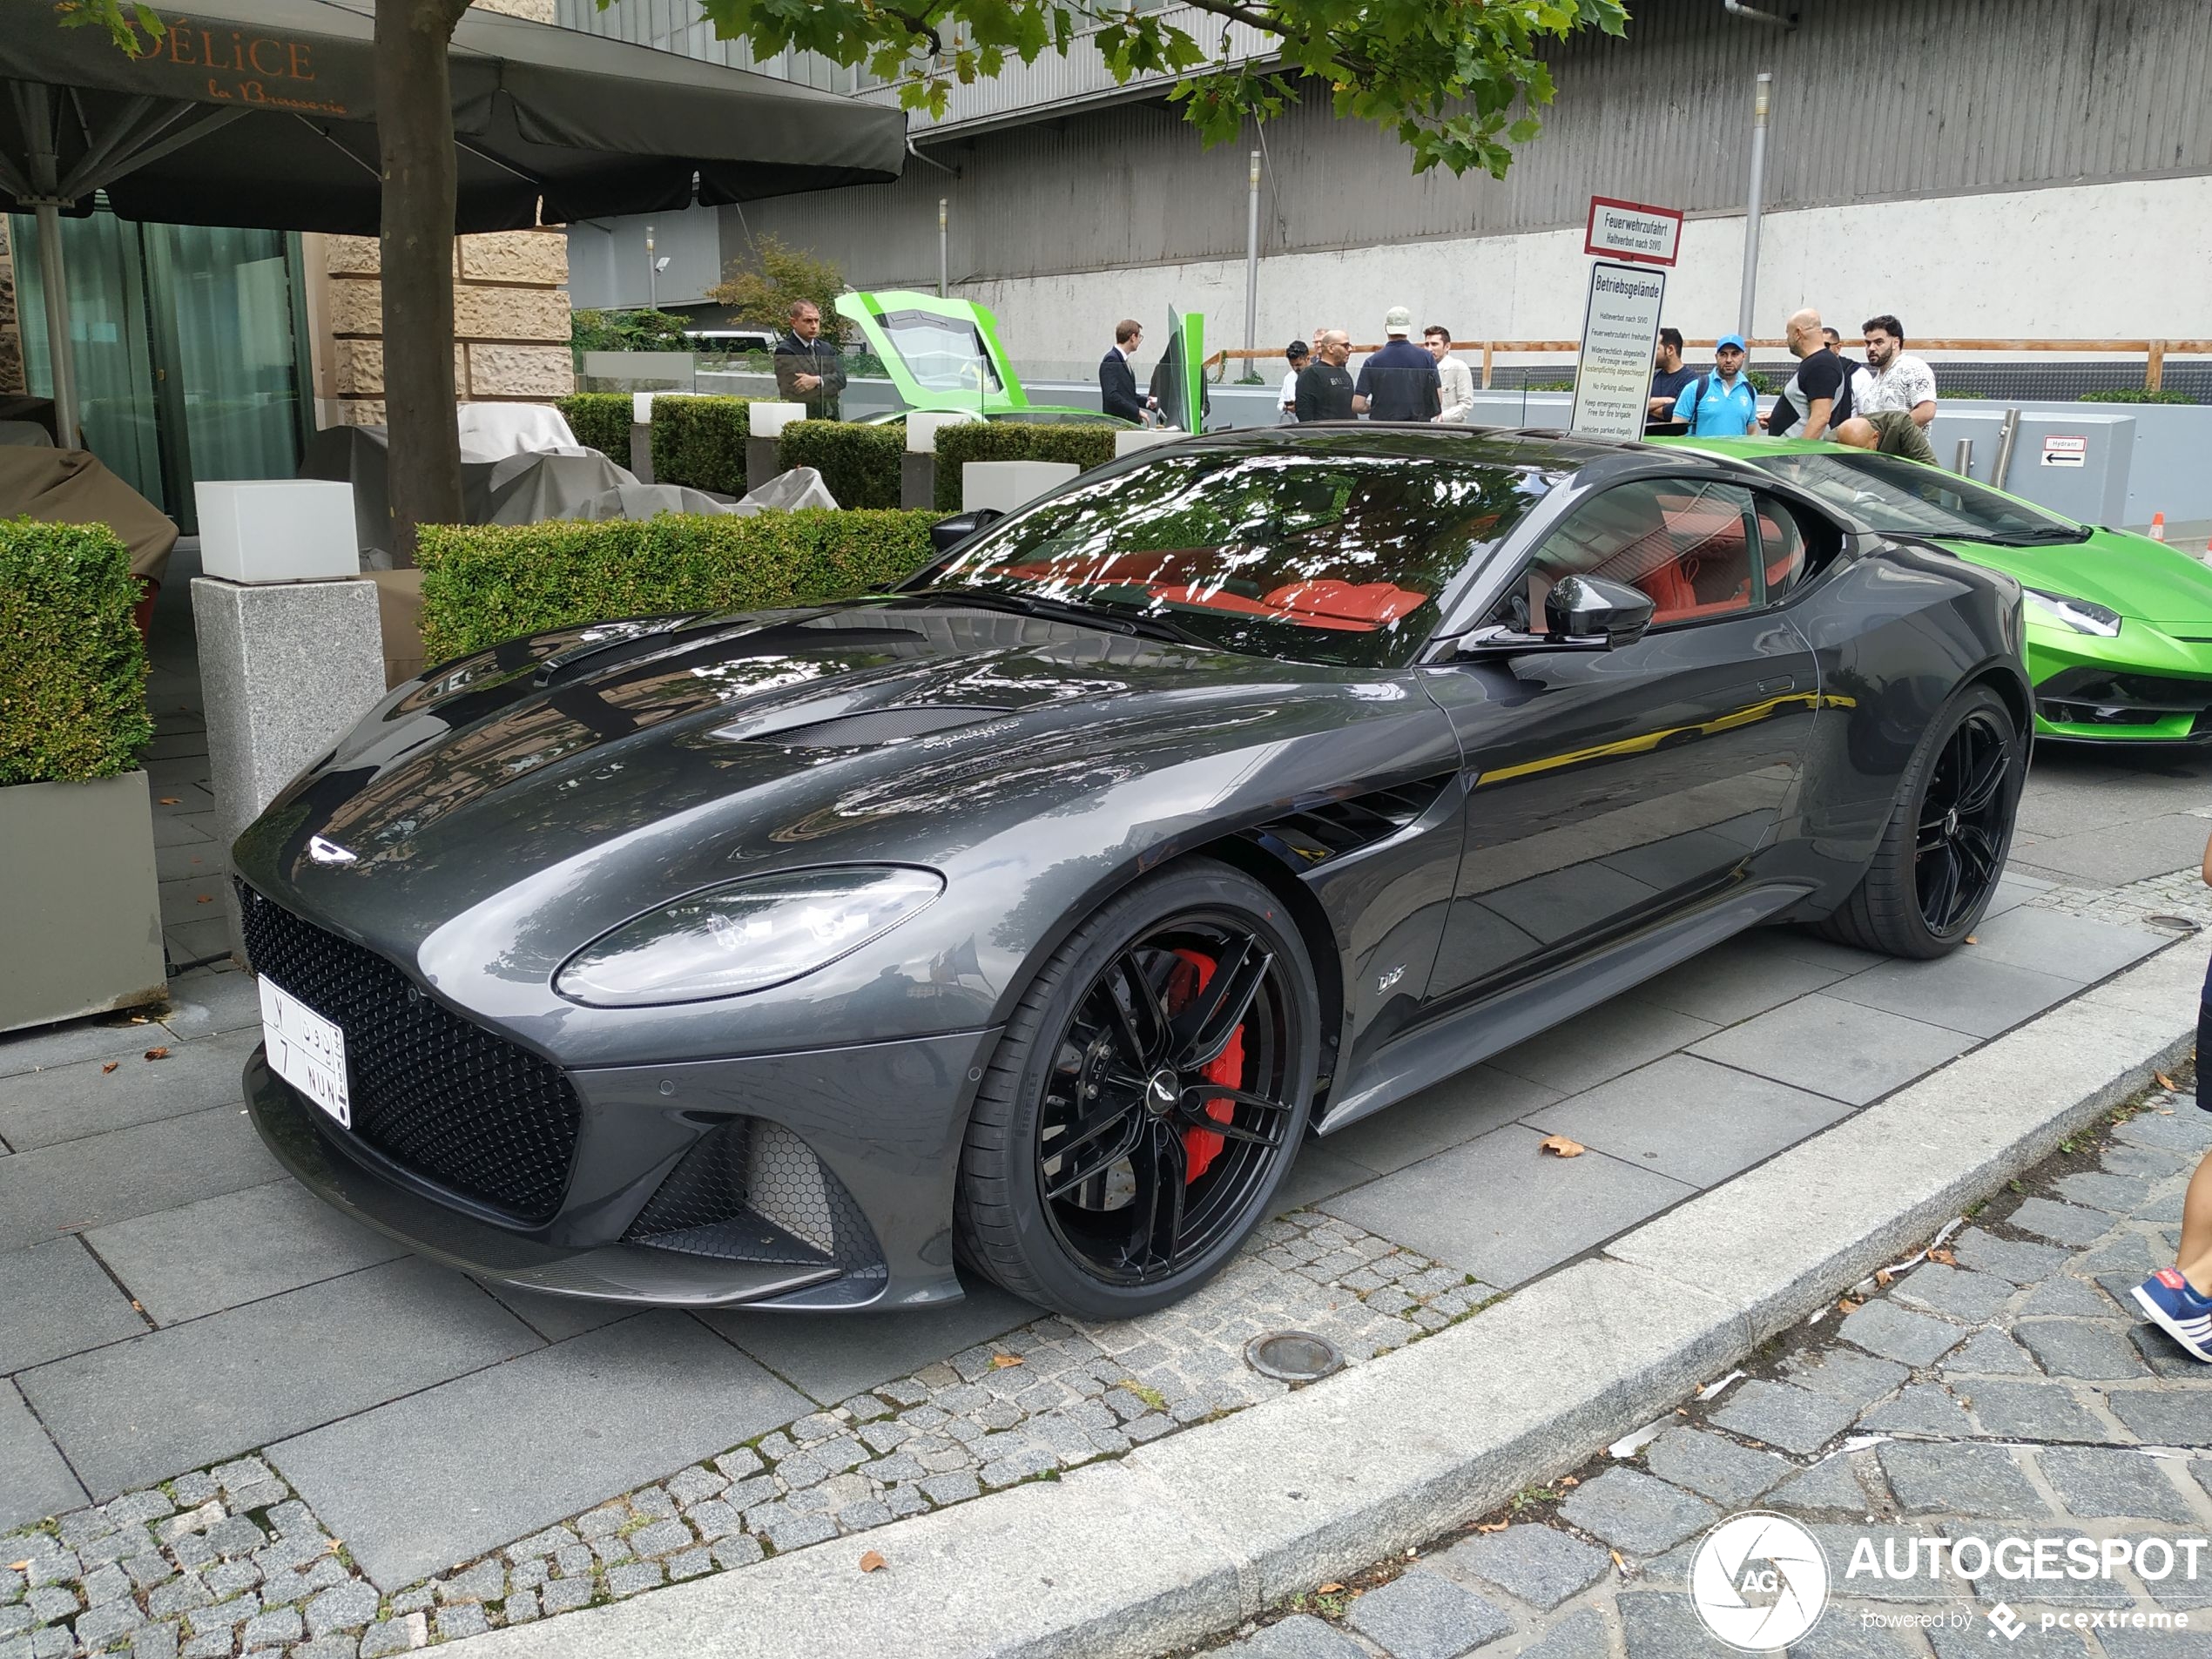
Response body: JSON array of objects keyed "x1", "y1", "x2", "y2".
[{"x1": 1690, "y1": 1513, "x2": 1831, "y2": 1650}]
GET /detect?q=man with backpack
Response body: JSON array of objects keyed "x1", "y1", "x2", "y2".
[{"x1": 1671, "y1": 335, "x2": 1760, "y2": 436}]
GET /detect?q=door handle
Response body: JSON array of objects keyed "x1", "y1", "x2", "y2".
[{"x1": 1758, "y1": 676, "x2": 1796, "y2": 695}]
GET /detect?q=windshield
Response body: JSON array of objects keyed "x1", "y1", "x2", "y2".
[
  {"x1": 1745, "y1": 450, "x2": 2087, "y2": 544},
  {"x1": 926, "y1": 446, "x2": 1553, "y2": 668},
  {"x1": 878, "y1": 308, "x2": 1002, "y2": 398}
]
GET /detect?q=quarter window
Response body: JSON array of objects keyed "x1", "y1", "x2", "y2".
[{"x1": 1508, "y1": 480, "x2": 1764, "y2": 631}]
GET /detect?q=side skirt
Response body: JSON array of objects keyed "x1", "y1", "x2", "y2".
[{"x1": 1315, "y1": 881, "x2": 1814, "y2": 1136}]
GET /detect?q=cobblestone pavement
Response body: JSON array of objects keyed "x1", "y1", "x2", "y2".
[{"x1": 1172, "y1": 1069, "x2": 2212, "y2": 1659}]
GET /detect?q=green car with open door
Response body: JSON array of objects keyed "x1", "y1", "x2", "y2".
[
  {"x1": 1656, "y1": 436, "x2": 2212, "y2": 744},
  {"x1": 834, "y1": 290, "x2": 1134, "y2": 428}
]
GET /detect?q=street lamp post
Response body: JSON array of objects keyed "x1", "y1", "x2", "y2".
[
  {"x1": 1243, "y1": 150, "x2": 1261, "y2": 366},
  {"x1": 646, "y1": 223, "x2": 658, "y2": 309},
  {"x1": 1737, "y1": 71, "x2": 1771, "y2": 340}
]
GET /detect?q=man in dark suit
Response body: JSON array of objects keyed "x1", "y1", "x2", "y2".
[{"x1": 1099, "y1": 320, "x2": 1147, "y2": 423}]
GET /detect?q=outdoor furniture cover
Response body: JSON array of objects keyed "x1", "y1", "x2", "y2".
[
  {"x1": 0, "y1": 422, "x2": 54, "y2": 447},
  {"x1": 571, "y1": 468, "x2": 841, "y2": 522},
  {"x1": 455, "y1": 403, "x2": 583, "y2": 462},
  {"x1": 0, "y1": 445, "x2": 179, "y2": 583}
]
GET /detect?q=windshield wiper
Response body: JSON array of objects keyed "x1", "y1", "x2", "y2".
[
  {"x1": 1934, "y1": 526, "x2": 2094, "y2": 547},
  {"x1": 921, "y1": 585, "x2": 1204, "y2": 646}
]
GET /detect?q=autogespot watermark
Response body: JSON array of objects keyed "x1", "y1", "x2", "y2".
[{"x1": 1689, "y1": 1514, "x2": 2202, "y2": 1649}]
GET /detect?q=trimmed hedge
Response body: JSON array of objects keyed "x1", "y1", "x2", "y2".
[
  {"x1": 651, "y1": 396, "x2": 755, "y2": 494},
  {"x1": 0, "y1": 519, "x2": 152, "y2": 787},
  {"x1": 778, "y1": 421, "x2": 905, "y2": 510},
  {"x1": 556, "y1": 393, "x2": 633, "y2": 458},
  {"x1": 415, "y1": 509, "x2": 942, "y2": 660},
  {"x1": 2080, "y1": 388, "x2": 2198, "y2": 405},
  {"x1": 932, "y1": 424, "x2": 1121, "y2": 511}
]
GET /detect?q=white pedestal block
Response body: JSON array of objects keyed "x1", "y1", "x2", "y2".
[
  {"x1": 962, "y1": 461, "x2": 1080, "y2": 514},
  {"x1": 907, "y1": 410, "x2": 983, "y2": 453},
  {"x1": 747, "y1": 401, "x2": 809, "y2": 440},
  {"x1": 192, "y1": 576, "x2": 388, "y2": 964},
  {"x1": 1114, "y1": 428, "x2": 1178, "y2": 459},
  {"x1": 195, "y1": 481, "x2": 359, "y2": 583}
]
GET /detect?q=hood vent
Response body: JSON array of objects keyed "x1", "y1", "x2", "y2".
[{"x1": 743, "y1": 705, "x2": 1011, "y2": 749}]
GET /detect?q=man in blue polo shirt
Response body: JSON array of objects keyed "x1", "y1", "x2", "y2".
[{"x1": 1673, "y1": 335, "x2": 1759, "y2": 436}]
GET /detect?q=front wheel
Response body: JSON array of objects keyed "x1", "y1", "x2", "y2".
[
  {"x1": 1817, "y1": 683, "x2": 2023, "y2": 958},
  {"x1": 954, "y1": 860, "x2": 1320, "y2": 1320}
]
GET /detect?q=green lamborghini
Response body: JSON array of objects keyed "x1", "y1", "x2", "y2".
[{"x1": 1656, "y1": 436, "x2": 2212, "y2": 744}]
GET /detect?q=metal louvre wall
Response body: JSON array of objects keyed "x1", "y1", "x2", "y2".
[{"x1": 563, "y1": 0, "x2": 2211, "y2": 288}]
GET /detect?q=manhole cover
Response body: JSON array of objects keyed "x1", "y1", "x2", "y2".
[
  {"x1": 1244, "y1": 1330, "x2": 1345, "y2": 1384},
  {"x1": 2144, "y1": 914, "x2": 2202, "y2": 934}
]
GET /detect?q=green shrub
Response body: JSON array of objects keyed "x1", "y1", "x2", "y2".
[
  {"x1": 651, "y1": 397, "x2": 754, "y2": 494},
  {"x1": 415, "y1": 509, "x2": 942, "y2": 660},
  {"x1": 931, "y1": 423, "x2": 1121, "y2": 511},
  {"x1": 0, "y1": 519, "x2": 152, "y2": 787},
  {"x1": 2080, "y1": 388, "x2": 2197, "y2": 405},
  {"x1": 1936, "y1": 388, "x2": 1987, "y2": 400},
  {"x1": 556, "y1": 393, "x2": 633, "y2": 458},
  {"x1": 570, "y1": 307, "x2": 691, "y2": 355},
  {"x1": 779, "y1": 421, "x2": 905, "y2": 510}
]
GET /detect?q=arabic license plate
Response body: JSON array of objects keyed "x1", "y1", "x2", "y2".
[{"x1": 260, "y1": 974, "x2": 352, "y2": 1129}]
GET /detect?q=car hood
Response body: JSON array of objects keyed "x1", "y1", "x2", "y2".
[{"x1": 1939, "y1": 528, "x2": 2212, "y2": 630}]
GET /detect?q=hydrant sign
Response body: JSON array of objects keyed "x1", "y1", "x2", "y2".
[
  {"x1": 1571, "y1": 260, "x2": 1669, "y2": 442},
  {"x1": 1584, "y1": 196, "x2": 1683, "y2": 266}
]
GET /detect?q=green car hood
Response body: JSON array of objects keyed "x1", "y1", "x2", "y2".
[{"x1": 1941, "y1": 527, "x2": 2212, "y2": 630}]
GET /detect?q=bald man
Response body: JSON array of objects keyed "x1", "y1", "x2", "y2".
[{"x1": 1766, "y1": 307, "x2": 1853, "y2": 442}]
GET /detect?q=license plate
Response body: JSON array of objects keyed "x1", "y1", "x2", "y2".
[{"x1": 260, "y1": 974, "x2": 352, "y2": 1129}]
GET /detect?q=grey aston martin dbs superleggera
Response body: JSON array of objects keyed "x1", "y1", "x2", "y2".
[{"x1": 235, "y1": 426, "x2": 2030, "y2": 1320}]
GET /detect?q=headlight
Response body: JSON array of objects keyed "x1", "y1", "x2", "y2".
[
  {"x1": 555, "y1": 867, "x2": 945, "y2": 1007},
  {"x1": 2023, "y1": 589, "x2": 2121, "y2": 637}
]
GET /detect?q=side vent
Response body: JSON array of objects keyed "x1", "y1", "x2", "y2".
[{"x1": 1247, "y1": 772, "x2": 1454, "y2": 868}]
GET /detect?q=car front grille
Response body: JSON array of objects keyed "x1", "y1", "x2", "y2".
[
  {"x1": 624, "y1": 1116, "x2": 885, "y2": 1281},
  {"x1": 237, "y1": 881, "x2": 581, "y2": 1224},
  {"x1": 2037, "y1": 667, "x2": 2212, "y2": 729}
]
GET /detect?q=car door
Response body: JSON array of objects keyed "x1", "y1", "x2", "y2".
[{"x1": 1420, "y1": 475, "x2": 1823, "y2": 1001}]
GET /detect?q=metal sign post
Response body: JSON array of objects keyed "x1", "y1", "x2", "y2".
[{"x1": 1570, "y1": 260, "x2": 1669, "y2": 441}]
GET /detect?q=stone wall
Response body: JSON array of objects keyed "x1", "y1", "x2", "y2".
[{"x1": 0, "y1": 218, "x2": 24, "y2": 396}]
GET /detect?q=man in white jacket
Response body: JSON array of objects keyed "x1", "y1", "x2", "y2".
[{"x1": 1424, "y1": 326, "x2": 1475, "y2": 423}]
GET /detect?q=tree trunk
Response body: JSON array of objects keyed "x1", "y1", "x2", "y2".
[{"x1": 374, "y1": 0, "x2": 469, "y2": 564}]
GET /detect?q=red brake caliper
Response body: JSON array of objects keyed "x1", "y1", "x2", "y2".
[{"x1": 1168, "y1": 949, "x2": 1245, "y2": 1184}]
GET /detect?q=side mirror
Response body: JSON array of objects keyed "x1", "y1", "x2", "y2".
[
  {"x1": 1544, "y1": 574, "x2": 1654, "y2": 648},
  {"x1": 928, "y1": 508, "x2": 1006, "y2": 554}
]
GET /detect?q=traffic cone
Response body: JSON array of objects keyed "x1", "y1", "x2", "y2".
[{"x1": 2150, "y1": 512, "x2": 2168, "y2": 543}]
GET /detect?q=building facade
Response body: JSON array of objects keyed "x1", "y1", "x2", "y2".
[{"x1": 563, "y1": 0, "x2": 2212, "y2": 364}]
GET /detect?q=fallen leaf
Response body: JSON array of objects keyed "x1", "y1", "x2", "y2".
[
  {"x1": 1874, "y1": 1268, "x2": 1894, "y2": 1286},
  {"x1": 6, "y1": 1561, "x2": 27, "y2": 1572},
  {"x1": 101, "y1": 1062, "x2": 119, "y2": 1074},
  {"x1": 1838, "y1": 1297, "x2": 1862, "y2": 1314},
  {"x1": 1965, "y1": 934, "x2": 1978, "y2": 945},
  {"x1": 1927, "y1": 1248, "x2": 1957, "y2": 1266},
  {"x1": 1318, "y1": 1582, "x2": 1345, "y2": 1594},
  {"x1": 130, "y1": 1300, "x2": 143, "y2": 1312},
  {"x1": 1559, "y1": 1475, "x2": 1579, "y2": 1487},
  {"x1": 2156, "y1": 1072, "x2": 2177, "y2": 1091},
  {"x1": 1538, "y1": 1134, "x2": 1585, "y2": 1158},
  {"x1": 196, "y1": 895, "x2": 212, "y2": 905},
  {"x1": 990, "y1": 1353, "x2": 1024, "y2": 1369},
  {"x1": 1473, "y1": 1521, "x2": 1508, "y2": 1534},
  {"x1": 143, "y1": 1047, "x2": 170, "y2": 1061},
  {"x1": 158, "y1": 796, "x2": 180, "y2": 805},
  {"x1": 859, "y1": 1550, "x2": 887, "y2": 1573}
]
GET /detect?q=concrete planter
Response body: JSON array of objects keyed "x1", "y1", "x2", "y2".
[{"x1": 0, "y1": 770, "x2": 166, "y2": 1034}]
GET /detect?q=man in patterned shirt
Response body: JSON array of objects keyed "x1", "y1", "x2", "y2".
[{"x1": 1835, "y1": 314, "x2": 1938, "y2": 464}]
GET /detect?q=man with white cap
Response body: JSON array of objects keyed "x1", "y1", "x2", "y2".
[
  {"x1": 1672, "y1": 335, "x2": 1761, "y2": 436},
  {"x1": 1352, "y1": 306, "x2": 1442, "y2": 422}
]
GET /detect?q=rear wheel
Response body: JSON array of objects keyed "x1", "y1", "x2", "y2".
[
  {"x1": 1817, "y1": 683, "x2": 2022, "y2": 958},
  {"x1": 954, "y1": 860, "x2": 1319, "y2": 1320}
]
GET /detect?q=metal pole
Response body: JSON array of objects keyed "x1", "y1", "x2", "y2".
[
  {"x1": 1737, "y1": 71, "x2": 1771, "y2": 340},
  {"x1": 1244, "y1": 150, "x2": 1261, "y2": 363},
  {"x1": 645, "y1": 224, "x2": 657, "y2": 308},
  {"x1": 1952, "y1": 437, "x2": 1975, "y2": 477},
  {"x1": 937, "y1": 199, "x2": 948, "y2": 298},
  {"x1": 33, "y1": 203, "x2": 78, "y2": 448},
  {"x1": 1993, "y1": 408, "x2": 2022, "y2": 489}
]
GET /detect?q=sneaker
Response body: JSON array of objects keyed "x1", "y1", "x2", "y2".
[{"x1": 2132, "y1": 1269, "x2": 2212, "y2": 1363}]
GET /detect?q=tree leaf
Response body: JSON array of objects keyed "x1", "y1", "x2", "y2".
[
  {"x1": 102, "y1": 1061, "x2": 119, "y2": 1074},
  {"x1": 860, "y1": 1550, "x2": 887, "y2": 1572},
  {"x1": 990, "y1": 1353, "x2": 1024, "y2": 1368},
  {"x1": 143, "y1": 1047, "x2": 170, "y2": 1061},
  {"x1": 1538, "y1": 1134, "x2": 1585, "y2": 1158}
]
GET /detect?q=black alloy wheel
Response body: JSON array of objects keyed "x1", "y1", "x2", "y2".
[
  {"x1": 1914, "y1": 707, "x2": 2013, "y2": 934},
  {"x1": 955, "y1": 860, "x2": 1319, "y2": 1319},
  {"x1": 1816, "y1": 683, "x2": 2023, "y2": 959}
]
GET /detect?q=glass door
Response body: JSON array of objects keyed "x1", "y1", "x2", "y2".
[{"x1": 10, "y1": 206, "x2": 309, "y2": 529}]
